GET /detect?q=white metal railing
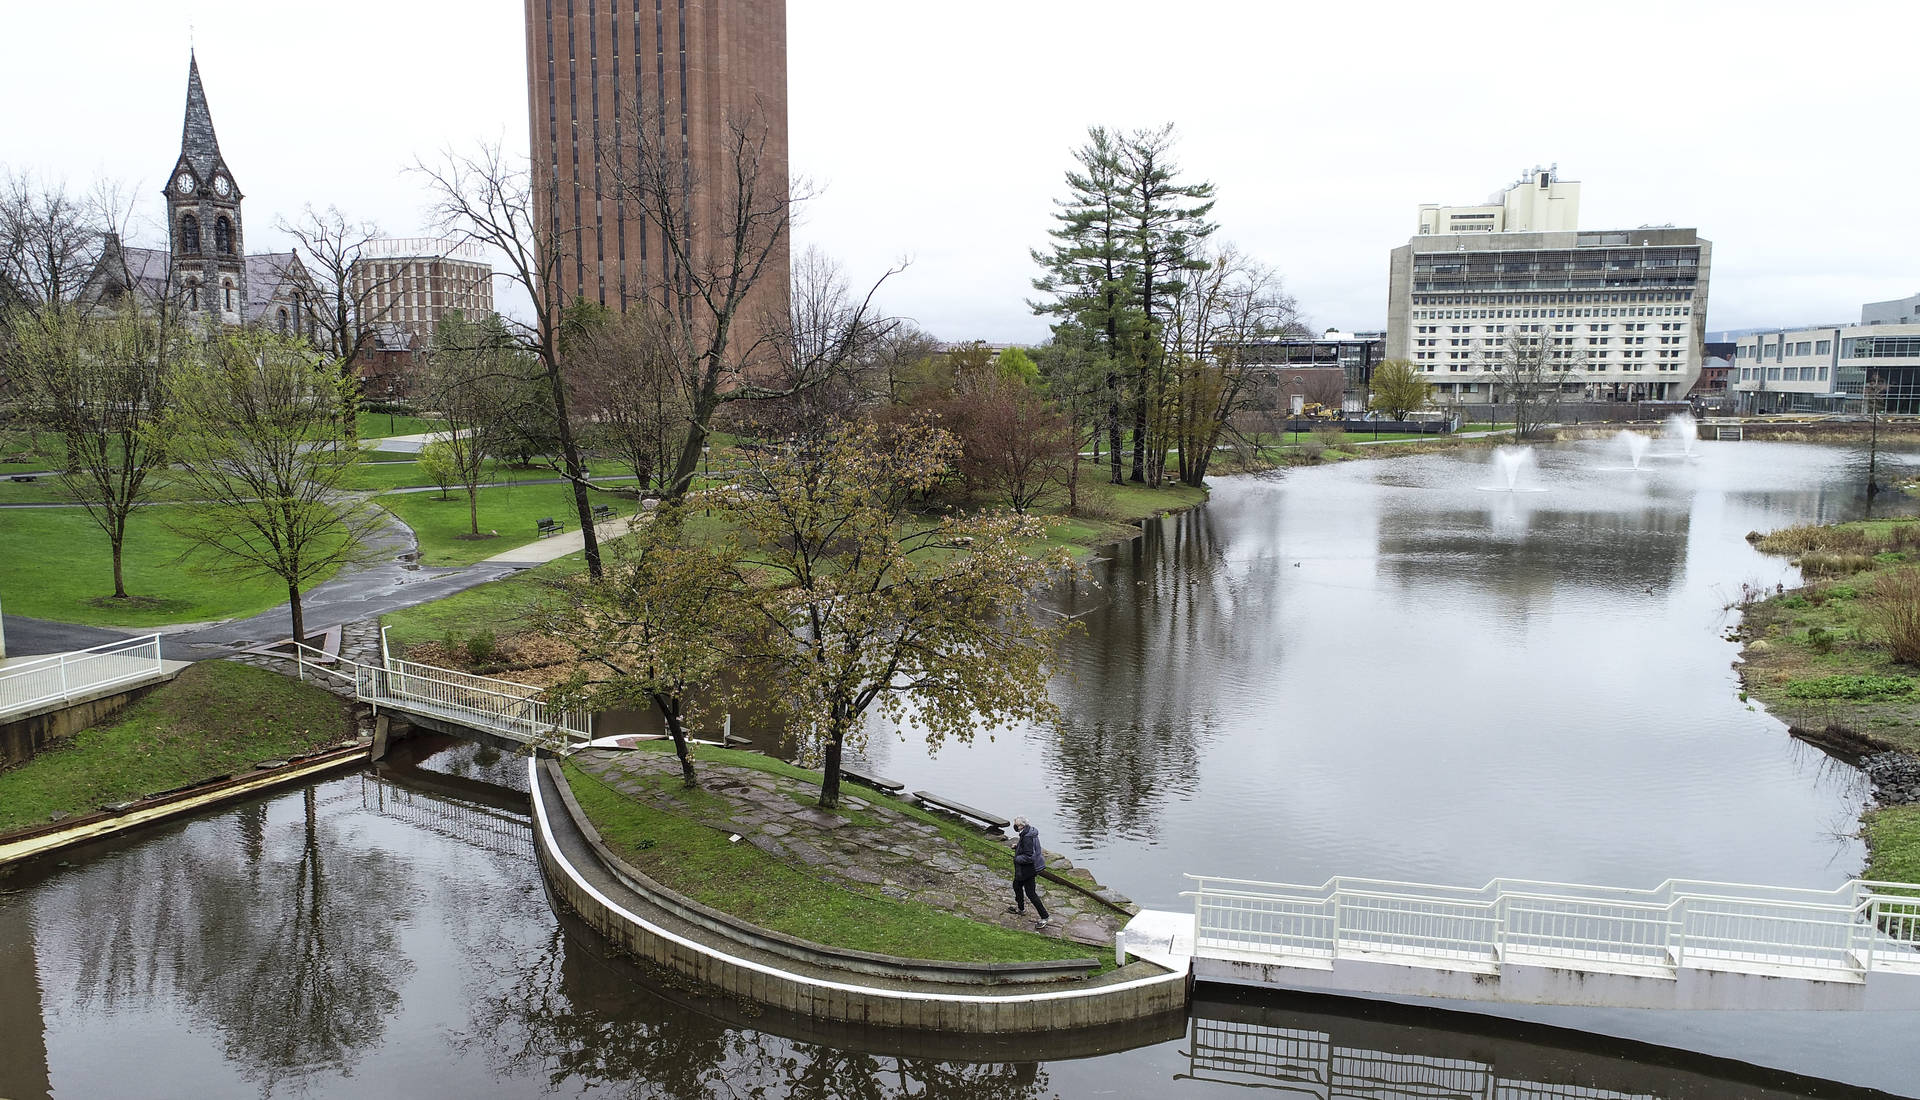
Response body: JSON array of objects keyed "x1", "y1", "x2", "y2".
[
  {"x1": 360, "y1": 658, "x2": 590, "y2": 747},
  {"x1": 0, "y1": 633, "x2": 165, "y2": 717},
  {"x1": 1185, "y1": 874, "x2": 1920, "y2": 982}
]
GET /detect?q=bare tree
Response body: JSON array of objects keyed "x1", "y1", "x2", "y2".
[
  {"x1": 0, "y1": 170, "x2": 114, "y2": 314},
  {"x1": 569, "y1": 304, "x2": 689, "y2": 495},
  {"x1": 423, "y1": 312, "x2": 516, "y2": 534},
  {"x1": 1491, "y1": 330, "x2": 1582, "y2": 438},
  {"x1": 416, "y1": 144, "x2": 605, "y2": 577},
  {"x1": 1162, "y1": 245, "x2": 1298, "y2": 484},
  {"x1": 938, "y1": 371, "x2": 1075, "y2": 513},
  {"x1": 602, "y1": 106, "x2": 898, "y2": 497},
  {"x1": 276, "y1": 205, "x2": 406, "y2": 372}
]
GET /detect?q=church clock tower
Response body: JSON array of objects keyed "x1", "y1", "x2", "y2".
[{"x1": 167, "y1": 53, "x2": 247, "y2": 325}]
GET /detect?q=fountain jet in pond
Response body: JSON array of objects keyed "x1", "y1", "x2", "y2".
[
  {"x1": 1663, "y1": 412, "x2": 1700, "y2": 459},
  {"x1": 1615, "y1": 430, "x2": 1653, "y2": 471},
  {"x1": 1480, "y1": 445, "x2": 1546, "y2": 492}
]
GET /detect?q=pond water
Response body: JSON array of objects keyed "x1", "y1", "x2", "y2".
[{"x1": 3, "y1": 439, "x2": 1918, "y2": 1098}]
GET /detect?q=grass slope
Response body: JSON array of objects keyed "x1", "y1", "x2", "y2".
[
  {"x1": 0, "y1": 506, "x2": 343, "y2": 627},
  {"x1": 564, "y1": 746, "x2": 1093, "y2": 966},
  {"x1": 0, "y1": 661, "x2": 350, "y2": 834}
]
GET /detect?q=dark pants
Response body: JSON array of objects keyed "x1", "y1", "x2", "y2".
[{"x1": 1012, "y1": 867, "x2": 1048, "y2": 919}]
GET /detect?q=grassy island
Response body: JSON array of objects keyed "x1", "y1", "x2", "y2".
[
  {"x1": 1739, "y1": 516, "x2": 1920, "y2": 881},
  {"x1": 564, "y1": 743, "x2": 1115, "y2": 967},
  {"x1": 0, "y1": 661, "x2": 351, "y2": 835}
]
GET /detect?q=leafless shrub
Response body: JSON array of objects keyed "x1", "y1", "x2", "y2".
[{"x1": 1868, "y1": 566, "x2": 1920, "y2": 665}]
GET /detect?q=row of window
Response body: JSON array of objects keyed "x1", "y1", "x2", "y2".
[{"x1": 1739, "y1": 366, "x2": 1831, "y2": 383}]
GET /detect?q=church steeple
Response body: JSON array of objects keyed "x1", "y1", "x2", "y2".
[
  {"x1": 167, "y1": 51, "x2": 247, "y2": 324},
  {"x1": 180, "y1": 52, "x2": 224, "y2": 180}
]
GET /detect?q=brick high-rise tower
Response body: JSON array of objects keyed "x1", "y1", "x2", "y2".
[{"x1": 524, "y1": 0, "x2": 789, "y2": 318}]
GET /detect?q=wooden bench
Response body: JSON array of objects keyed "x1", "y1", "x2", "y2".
[
  {"x1": 8, "y1": 474, "x2": 36, "y2": 483},
  {"x1": 535, "y1": 517, "x2": 564, "y2": 537},
  {"x1": 591, "y1": 504, "x2": 613, "y2": 520},
  {"x1": 841, "y1": 766, "x2": 905, "y2": 794},
  {"x1": 912, "y1": 791, "x2": 1010, "y2": 831}
]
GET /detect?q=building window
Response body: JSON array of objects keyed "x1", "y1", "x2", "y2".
[
  {"x1": 278, "y1": 308, "x2": 289, "y2": 334},
  {"x1": 223, "y1": 281, "x2": 234, "y2": 312},
  {"x1": 187, "y1": 283, "x2": 199, "y2": 310},
  {"x1": 1816, "y1": 340, "x2": 1831, "y2": 355},
  {"x1": 181, "y1": 215, "x2": 200, "y2": 254},
  {"x1": 215, "y1": 217, "x2": 233, "y2": 255}
]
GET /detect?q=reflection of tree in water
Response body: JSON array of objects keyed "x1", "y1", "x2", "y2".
[
  {"x1": 1042, "y1": 503, "x2": 1286, "y2": 845},
  {"x1": 53, "y1": 787, "x2": 412, "y2": 1092},
  {"x1": 460, "y1": 924, "x2": 1050, "y2": 1099}
]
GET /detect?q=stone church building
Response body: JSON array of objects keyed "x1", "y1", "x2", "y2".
[{"x1": 83, "y1": 54, "x2": 319, "y2": 336}]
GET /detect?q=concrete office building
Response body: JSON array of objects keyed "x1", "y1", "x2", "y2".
[
  {"x1": 1387, "y1": 170, "x2": 1712, "y2": 405},
  {"x1": 348, "y1": 238, "x2": 494, "y2": 343},
  {"x1": 524, "y1": 0, "x2": 789, "y2": 320}
]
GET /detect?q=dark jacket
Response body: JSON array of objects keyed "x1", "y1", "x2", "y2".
[{"x1": 1013, "y1": 824, "x2": 1046, "y2": 874}]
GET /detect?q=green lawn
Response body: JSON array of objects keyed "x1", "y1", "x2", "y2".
[
  {"x1": 382, "y1": 553, "x2": 584, "y2": 650},
  {"x1": 0, "y1": 661, "x2": 350, "y2": 834},
  {"x1": 345, "y1": 457, "x2": 635, "y2": 493},
  {"x1": 378, "y1": 483, "x2": 640, "y2": 567},
  {"x1": 1866, "y1": 807, "x2": 1920, "y2": 885},
  {"x1": 564, "y1": 748, "x2": 1096, "y2": 966},
  {"x1": 0, "y1": 505, "x2": 345, "y2": 627},
  {"x1": 355, "y1": 412, "x2": 448, "y2": 440}
]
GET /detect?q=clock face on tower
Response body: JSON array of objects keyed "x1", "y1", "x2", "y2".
[
  {"x1": 214, "y1": 176, "x2": 231, "y2": 197},
  {"x1": 175, "y1": 172, "x2": 194, "y2": 195}
]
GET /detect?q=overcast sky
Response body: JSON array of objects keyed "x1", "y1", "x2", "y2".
[{"x1": 6, "y1": 0, "x2": 1914, "y2": 342}]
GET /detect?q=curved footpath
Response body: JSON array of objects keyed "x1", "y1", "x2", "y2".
[{"x1": 529, "y1": 758, "x2": 1192, "y2": 1034}]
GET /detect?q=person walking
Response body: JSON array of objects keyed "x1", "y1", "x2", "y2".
[{"x1": 1006, "y1": 816, "x2": 1050, "y2": 928}]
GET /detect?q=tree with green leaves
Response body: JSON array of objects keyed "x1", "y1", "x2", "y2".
[
  {"x1": 1367, "y1": 359, "x2": 1431, "y2": 420},
  {"x1": 995, "y1": 346, "x2": 1040, "y2": 386},
  {"x1": 1031, "y1": 126, "x2": 1140, "y2": 487},
  {"x1": 162, "y1": 328, "x2": 384, "y2": 646},
  {"x1": 1120, "y1": 125, "x2": 1217, "y2": 485},
  {"x1": 7, "y1": 301, "x2": 180, "y2": 599},
  {"x1": 539, "y1": 506, "x2": 748, "y2": 788},
  {"x1": 722, "y1": 422, "x2": 1074, "y2": 808}
]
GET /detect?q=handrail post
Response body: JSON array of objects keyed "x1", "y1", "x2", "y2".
[
  {"x1": 1673, "y1": 897, "x2": 1686, "y2": 970},
  {"x1": 58, "y1": 653, "x2": 70, "y2": 701}
]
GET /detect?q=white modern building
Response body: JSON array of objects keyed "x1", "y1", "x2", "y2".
[
  {"x1": 1732, "y1": 318, "x2": 1920, "y2": 414},
  {"x1": 1863, "y1": 291, "x2": 1920, "y2": 326},
  {"x1": 1387, "y1": 170, "x2": 1712, "y2": 405}
]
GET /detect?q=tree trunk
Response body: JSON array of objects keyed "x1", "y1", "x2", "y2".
[
  {"x1": 467, "y1": 486, "x2": 480, "y2": 536},
  {"x1": 288, "y1": 581, "x2": 306, "y2": 648},
  {"x1": 661, "y1": 703, "x2": 698, "y2": 788},
  {"x1": 818, "y1": 735, "x2": 843, "y2": 808},
  {"x1": 539, "y1": 332, "x2": 602, "y2": 578},
  {"x1": 111, "y1": 537, "x2": 127, "y2": 599},
  {"x1": 1130, "y1": 385, "x2": 1147, "y2": 483},
  {"x1": 1067, "y1": 426, "x2": 1081, "y2": 515}
]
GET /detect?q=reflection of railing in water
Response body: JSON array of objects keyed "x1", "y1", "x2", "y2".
[
  {"x1": 360, "y1": 775, "x2": 532, "y2": 859},
  {"x1": 1183, "y1": 1018, "x2": 1656, "y2": 1099}
]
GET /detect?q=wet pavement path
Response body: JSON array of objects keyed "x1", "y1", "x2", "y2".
[{"x1": 572, "y1": 747, "x2": 1135, "y2": 949}]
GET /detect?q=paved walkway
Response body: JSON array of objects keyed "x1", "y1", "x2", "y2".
[
  {"x1": 572, "y1": 747, "x2": 1133, "y2": 948},
  {"x1": 484, "y1": 513, "x2": 642, "y2": 565}
]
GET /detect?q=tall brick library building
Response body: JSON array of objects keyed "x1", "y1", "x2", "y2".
[{"x1": 524, "y1": 0, "x2": 789, "y2": 319}]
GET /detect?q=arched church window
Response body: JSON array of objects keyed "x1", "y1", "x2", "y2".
[
  {"x1": 214, "y1": 217, "x2": 233, "y2": 255},
  {"x1": 187, "y1": 282, "x2": 200, "y2": 311},
  {"x1": 223, "y1": 280, "x2": 235, "y2": 313},
  {"x1": 181, "y1": 215, "x2": 200, "y2": 254},
  {"x1": 278, "y1": 309, "x2": 290, "y2": 334}
]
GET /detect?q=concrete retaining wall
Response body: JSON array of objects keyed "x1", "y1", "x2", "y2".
[
  {"x1": 1, "y1": 680, "x2": 170, "y2": 769},
  {"x1": 532, "y1": 759, "x2": 1191, "y2": 1033}
]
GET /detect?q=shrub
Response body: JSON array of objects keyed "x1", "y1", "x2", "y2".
[
  {"x1": 1801, "y1": 552, "x2": 1876, "y2": 577},
  {"x1": 465, "y1": 630, "x2": 498, "y2": 666},
  {"x1": 1781, "y1": 675, "x2": 1916, "y2": 700},
  {"x1": 1806, "y1": 626, "x2": 1835, "y2": 654},
  {"x1": 1869, "y1": 566, "x2": 1920, "y2": 665},
  {"x1": 1827, "y1": 584, "x2": 1860, "y2": 601}
]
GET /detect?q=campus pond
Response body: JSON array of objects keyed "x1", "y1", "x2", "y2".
[{"x1": 4, "y1": 439, "x2": 1920, "y2": 1098}]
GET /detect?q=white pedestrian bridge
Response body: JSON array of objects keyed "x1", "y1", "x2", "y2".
[
  {"x1": 288, "y1": 642, "x2": 591, "y2": 753},
  {"x1": 1120, "y1": 874, "x2": 1920, "y2": 1012}
]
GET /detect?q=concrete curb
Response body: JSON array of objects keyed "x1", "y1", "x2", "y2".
[{"x1": 531, "y1": 758, "x2": 1191, "y2": 1033}]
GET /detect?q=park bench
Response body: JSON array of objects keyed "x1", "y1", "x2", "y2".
[
  {"x1": 535, "y1": 517, "x2": 564, "y2": 537},
  {"x1": 591, "y1": 504, "x2": 613, "y2": 520},
  {"x1": 912, "y1": 790, "x2": 1011, "y2": 831},
  {"x1": 841, "y1": 766, "x2": 905, "y2": 794},
  {"x1": 9, "y1": 474, "x2": 36, "y2": 483}
]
